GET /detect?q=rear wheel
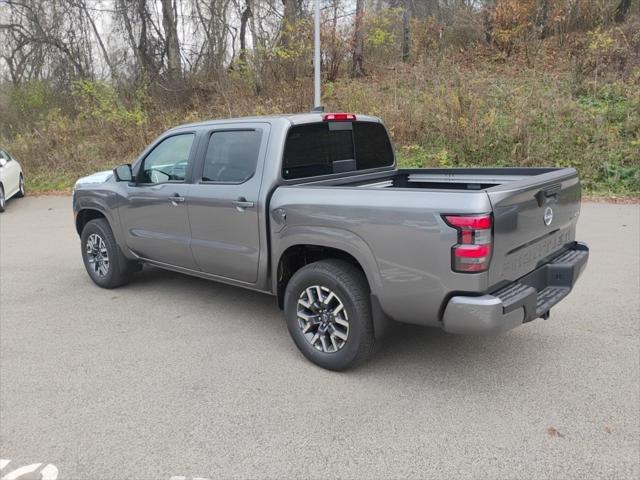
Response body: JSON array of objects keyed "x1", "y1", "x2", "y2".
[
  {"x1": 284, "y1": 259, "x2": 375, "y2": 371},
  {"x1": 81, "y1": 218, "x2": 136, "y2": 288},
  {"x1": 15, "y1": 174, "x2": 25, "y2": 198}
]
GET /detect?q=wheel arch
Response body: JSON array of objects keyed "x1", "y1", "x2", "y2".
[
  {"x1": 75, "y1": 208, "x2": 108, "y2": 236},
  {"x1": 272, "y1": 228, "x2": 383, "y2": 310}
]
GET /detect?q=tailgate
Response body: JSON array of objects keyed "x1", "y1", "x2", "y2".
[{"x1": 486, "y1": 168, "x2": 581, "y2": 287}]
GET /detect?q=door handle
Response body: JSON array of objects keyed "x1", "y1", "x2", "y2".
[
  {"x1": 168, "y1": 194, "x2": 185, "y2": 205},
  {"x1": 232, "y1": 198, "x2": 254, "y2": 210}
]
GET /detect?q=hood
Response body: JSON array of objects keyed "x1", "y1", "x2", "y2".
[{"x1": 74, "y1": 170, "x2": 113, "y2": 189}]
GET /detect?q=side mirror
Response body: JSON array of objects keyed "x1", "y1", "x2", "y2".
[
  {"x1": 0, "y1": 158, "x2": 6, "y2": 167},
  {"x1": 114, "y1": 164, "x2": 133, "y2": 182}
]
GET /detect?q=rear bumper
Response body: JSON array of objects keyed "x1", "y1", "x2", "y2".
[{"x1": 442, "y1": 242, "x2": 589, "y2": 335}]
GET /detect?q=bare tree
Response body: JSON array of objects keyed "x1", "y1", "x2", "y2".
[
  {"x1": 402, "y1": 0, "x2": 410, "y2": 62},
  {"x1": 326, "y1": 0, "x2": 340, "y2": 81},
  {"x1": 1, "y1": 0, "x2": 93, "y2": 82},
  {"x1": 247, "y1": 0, "x2": 264, "y2": 92},
  {"x1": 74, "y1": 0, "x2": 118, "y2": 80},
  {"x1": 115, "y1": 0, "x2": 162, "y2": 80},
  {"x1": 351, "y1": 0, "x2": 365, "y2": 77},
  {"x1": 193, "y1": 0, "x2": 231, "y2": 76},
  {"x1": 239, "y1": 0, "x2": 252, "y2": 63},
  {"x1": 535, "y1": 0, "x2": 550, "y2": 39},
  {"x1": 161, "y1": 0, "x2": 182, "y2": 82}
]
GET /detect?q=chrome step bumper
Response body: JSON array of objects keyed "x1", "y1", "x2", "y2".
[{"x1": 442, "y1": 242, "x2": 589, "y2": 335}]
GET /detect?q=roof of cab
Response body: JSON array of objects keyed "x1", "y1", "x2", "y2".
[{"x1": 168, "y1": 112, "x2": 382, "y2": 132}]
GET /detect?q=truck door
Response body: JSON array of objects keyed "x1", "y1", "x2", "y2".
[
  {"x1": 118, "y1": 132, "x2": 199, "y2": 270},
  {"x1": 187, "y1": 124, "x2": 269, "y2": 284}
]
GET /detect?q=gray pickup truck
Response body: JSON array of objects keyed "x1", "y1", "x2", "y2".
[{"x1": 73, "y1": 112, "x2": 588, "y2": 370}]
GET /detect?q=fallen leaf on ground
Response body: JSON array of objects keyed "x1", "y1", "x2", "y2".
[{"x1": 547, "y1": 427, "x2": 565, "y2": 438}]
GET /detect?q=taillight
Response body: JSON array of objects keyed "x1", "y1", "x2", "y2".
[
  {"x1": 323, "y1": 112, "x2": 356, "y2": 121},
  {"x1": 443, "y1": 214, "x2": 493, "y2": 273}
]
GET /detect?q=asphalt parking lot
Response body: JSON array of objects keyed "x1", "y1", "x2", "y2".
[{"x1": 0, "y1": 196, "x2": 638, "y2": 480}]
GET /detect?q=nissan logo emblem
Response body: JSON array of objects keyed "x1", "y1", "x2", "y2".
[{"x1": 543, "y1": 207, "x2": 554, "y2": 226}]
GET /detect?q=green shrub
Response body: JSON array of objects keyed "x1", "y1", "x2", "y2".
[{"x1": 72, "y1": 80, "x2": 147, "y2": 126}]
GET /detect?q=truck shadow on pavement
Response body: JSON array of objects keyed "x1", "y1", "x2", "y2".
[{"x1": 127, "y1": 266, "x2": 560, "y2": 381}]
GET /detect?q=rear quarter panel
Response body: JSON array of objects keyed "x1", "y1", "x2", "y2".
[{"x1": 270, "y1": 186, "x2": 494, "y2": 326}]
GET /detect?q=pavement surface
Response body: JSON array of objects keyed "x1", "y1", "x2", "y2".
[{"x1": 0, "y1": 196, "x2": 638, "y2": 480}]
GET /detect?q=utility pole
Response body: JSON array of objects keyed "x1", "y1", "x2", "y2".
[{"x1": 314, "y1": 0, "x2": 322, "y2": 109}]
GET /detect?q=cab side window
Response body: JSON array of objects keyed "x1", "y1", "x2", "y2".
[
  {"x1": 202, "y1": 130, "x2": 262, "y2": 183},
  {"x1": 140, "y1": 134, "x2": 195, "y2": 184}
]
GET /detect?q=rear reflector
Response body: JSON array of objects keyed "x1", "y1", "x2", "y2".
[
  {"x1": 443, "y1": 214, "x2": 493, "y2": 273},
  {"x1": 323, "y1": 113, "x2": 356, "y2": 122},
  {"x1": 454, "y1": 244, "x2": 491, "y2": 258},
  {"x1": 454, "y1": 261, "x2": 490, "y2": 272}
]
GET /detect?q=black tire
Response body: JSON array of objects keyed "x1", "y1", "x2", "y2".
[
  {"x1": 15, "y1": 174, "x2": 25, "y2": 198},
  {"x1": 284, "y1": 259, "x2": 375, "y2": 371},
  {"x1": 81, "y1": 218, "x2": 136, "y2": 288},
  {"x1": 0, "y1": 185, "x2": 5, "y2": 213}
]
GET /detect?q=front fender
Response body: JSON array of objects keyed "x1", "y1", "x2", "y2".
[{"x1": 73, "y1": 189, "x2": 124, "y2": 246}]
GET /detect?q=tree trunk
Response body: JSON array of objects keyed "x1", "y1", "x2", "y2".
[
  {"x1": 278, "y1": 0, "x2": 301, "y2": 79},
  {"x1": 239, "y1": 2, "x2": 252, "y2": 63},
  {"x1": 479, "y1": 0, "x2": 496, "y2": 44},
  {"x1": 161, "y1": 0, "x2": 181, "y2": 82},
  {"x1": 402, "y1": 0, "x2": 411, "y2": 62},
  {"x1": 248, "y1": 0, "x2": 263, "y2": 93},
  {"x1": 134, "y1": 0, "x2": 155, "y2": 78},
  {"x1": 352, "y1": 0, "x2": 365, "y2": 77},
  {"x1": 280, "y1": 0, "x2": 299, "y2": 47},
  {"x1": 536, "y1": 0, "x2": 549, "y2": 39}
]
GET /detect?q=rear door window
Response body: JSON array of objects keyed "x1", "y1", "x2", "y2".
[
  {"x1": 202, "y1": 130, "x2": 263, "y2": 183},
  {"x1": 282, "y1": 121, "x2": 393, "y2": 180}
]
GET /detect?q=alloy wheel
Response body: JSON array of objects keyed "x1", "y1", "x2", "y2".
[
  {"x1": 86, "y1": 233, "x2": 110, "y2": 277},
  {"x1": 297, "y1": 285, "x2": 349, "y2": 353}
]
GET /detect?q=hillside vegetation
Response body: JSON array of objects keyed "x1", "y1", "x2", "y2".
[{"x1": 0, "y1": 1, "x2": 638, "y2": 195}]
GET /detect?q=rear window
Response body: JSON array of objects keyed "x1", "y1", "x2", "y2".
[{"x1": 282, "y1": 121, "x2": 393, "y2": 180}]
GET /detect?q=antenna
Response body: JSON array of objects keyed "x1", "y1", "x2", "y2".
[{"x1": 313, "y1": 0, "x2": 321, "y2": 110}]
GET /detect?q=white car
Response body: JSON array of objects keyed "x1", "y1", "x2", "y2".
[{"x1": 0, "y1": 148, "x2": 26, "y2": 212}]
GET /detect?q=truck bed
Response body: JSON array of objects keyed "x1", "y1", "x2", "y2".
[
  {"x1": 305, "y1": 167, "x2": 562, "y2": 191},
  {"x1": 271, "y1": 166, "x2": 581, "y2": 326}
]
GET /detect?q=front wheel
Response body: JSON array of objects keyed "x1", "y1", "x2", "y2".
[
  {"x1": 15, "y1": 174, "x2": 25, "y2": 198},
  {"x1": 0, "y1": 185, "x2": 5, "y2": 212},
  {"x1": 81, "y1": 218, "x2": 136, "y2": 288},
  {"x1": 284, "y1": 259, "x2": 375, "y2": 371}
]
